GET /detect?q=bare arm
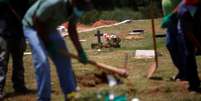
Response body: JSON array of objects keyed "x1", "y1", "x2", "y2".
[
  {"x1": 67, "y1": 15, "x2": 88, "y2": 64},
  {"x1": 68, "y1": 15, "x2": 83, "y2": 53}
]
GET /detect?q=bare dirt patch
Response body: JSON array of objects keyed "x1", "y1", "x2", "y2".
[{"x1": 77, "y1": 72, "x2": 108, "y2": 87}]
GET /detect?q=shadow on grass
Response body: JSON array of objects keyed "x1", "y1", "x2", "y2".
[
  {"x1": 4, "y1": 89, "x2": 36, "y2": 98},
  {"x1": 149, "y1": 76, "x2": 163, "y2": 81}
]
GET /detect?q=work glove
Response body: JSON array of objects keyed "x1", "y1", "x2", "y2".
[{"x1": 78, "y1": 49, "x2": 88, "y2": 64}]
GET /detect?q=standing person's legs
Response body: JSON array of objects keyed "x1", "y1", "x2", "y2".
[
  {"x1": 175, "y1": 30, "x2": 188, "y2": 80},
  {"x1": 178, "y1": 20, "x2": 200, "y2": 92},
  {"x1": 47, "y1": 30, "x2": 76, "y2": 98},
  {"x1": 0, "y1": 36, "x2": 8, "y2": 98},
  {"x1": 7, "y1": 37, "x2": 27, "y2": 92},
  {"x1": 185, "y1": 41, "x2": 200, "y2": 91},
  {"x1": 166, "y1": 19, "x2": 186, "y2": 80},
  {"x1": 23, "y1": 26, "x2": 51, "y2": 101}
]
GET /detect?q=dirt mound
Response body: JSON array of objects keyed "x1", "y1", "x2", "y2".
[
  {"x1": 61, "y1": 22, "x2": 90, "y2": 29},
  {"x1": 77, "y1": 72, "x2": 123, "y2": 87},
  {"x1": 60, "y1": 20, "x2": 117, "y2": 31},
  {"x1": 92, "y1": 20, "x2": 117, "y2": 27},
  {"x1": 77, "y1": 72, "x2": 108, "y2": 87}
]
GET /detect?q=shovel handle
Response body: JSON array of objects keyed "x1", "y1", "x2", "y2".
[{"x1": 60, "y1": 50, "x2": 128, "y2": 77}]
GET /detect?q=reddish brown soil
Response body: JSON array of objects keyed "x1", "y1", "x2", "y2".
[
  {"x1": 76, "y1": 72, "x2": 108, "y2": 87},
  {"x1": 92, "y1": 20, "x2": 117, "y2": 27},
  {"x1": 61, "y1": 20, "x2": 117, "y2": 31}
]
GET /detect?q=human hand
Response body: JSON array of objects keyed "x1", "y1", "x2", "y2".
[{"x1": 78, "y1": 50, "x2": 88, "y2": 64}]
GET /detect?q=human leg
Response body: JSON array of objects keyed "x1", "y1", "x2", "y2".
[
  {"x1": 177, "y1": 20, "x2": 200, "y2": 92},
  {"x1": 47, "y1": 30, "x2": 76, "y2": 100},
  {"x1": 166, "y1": 19, "x2": 186, "y2": 80},
  {"x1": 23, "y1": 26, "x2": 51, "y2": 101},
  {"x1": 6, "y1": 37, "x2": 27, "y2": 92},
  {"x1": 185, "y1": 42, "x2": 200, "y2": 91}
]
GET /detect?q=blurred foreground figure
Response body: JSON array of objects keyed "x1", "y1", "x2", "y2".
[
  {"x1": 0, "y1": 0, "x2": 30, "y2": 99},
  {"x1": 177, "y1": 0, "x2": 201, "y2": 93}
]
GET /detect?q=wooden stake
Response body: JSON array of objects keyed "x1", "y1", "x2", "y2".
[{"x1": 147, "y1": 0, "x2": 159, "y2": 78}]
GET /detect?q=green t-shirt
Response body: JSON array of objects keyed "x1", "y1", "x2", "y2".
[
  {"x1": 161, "y1": 0, "x2": 181, "y2": 28},
  {"x1": 23, "y1": 0, "x2": 77, "y2": 30},
  {"x1": 162, "y1": 0, "x2": 181, "y2": 16}
]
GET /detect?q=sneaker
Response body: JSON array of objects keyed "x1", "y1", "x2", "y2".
[{"x1": 65, "y1": 92, "x2": 80, "y2": 101}]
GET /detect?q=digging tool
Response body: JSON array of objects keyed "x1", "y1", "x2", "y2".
[
  {"x1": 59, "y1": 50, "x2": 128, "y2": 78},
  {"x1": 147, "y1": 0, "x2": 158, "y2": 78}
]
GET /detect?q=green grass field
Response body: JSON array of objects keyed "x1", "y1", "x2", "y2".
[{"x1": 4, "y1": 19, "x2": 201, "y2": 101}]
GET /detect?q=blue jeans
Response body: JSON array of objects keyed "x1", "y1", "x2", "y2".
[
  {"x1": 165, "y1": 17, "x2": 187, "y2": 80},
  {"x1": 23, "y1": 26, "x2": 76, "y2": 101}
]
